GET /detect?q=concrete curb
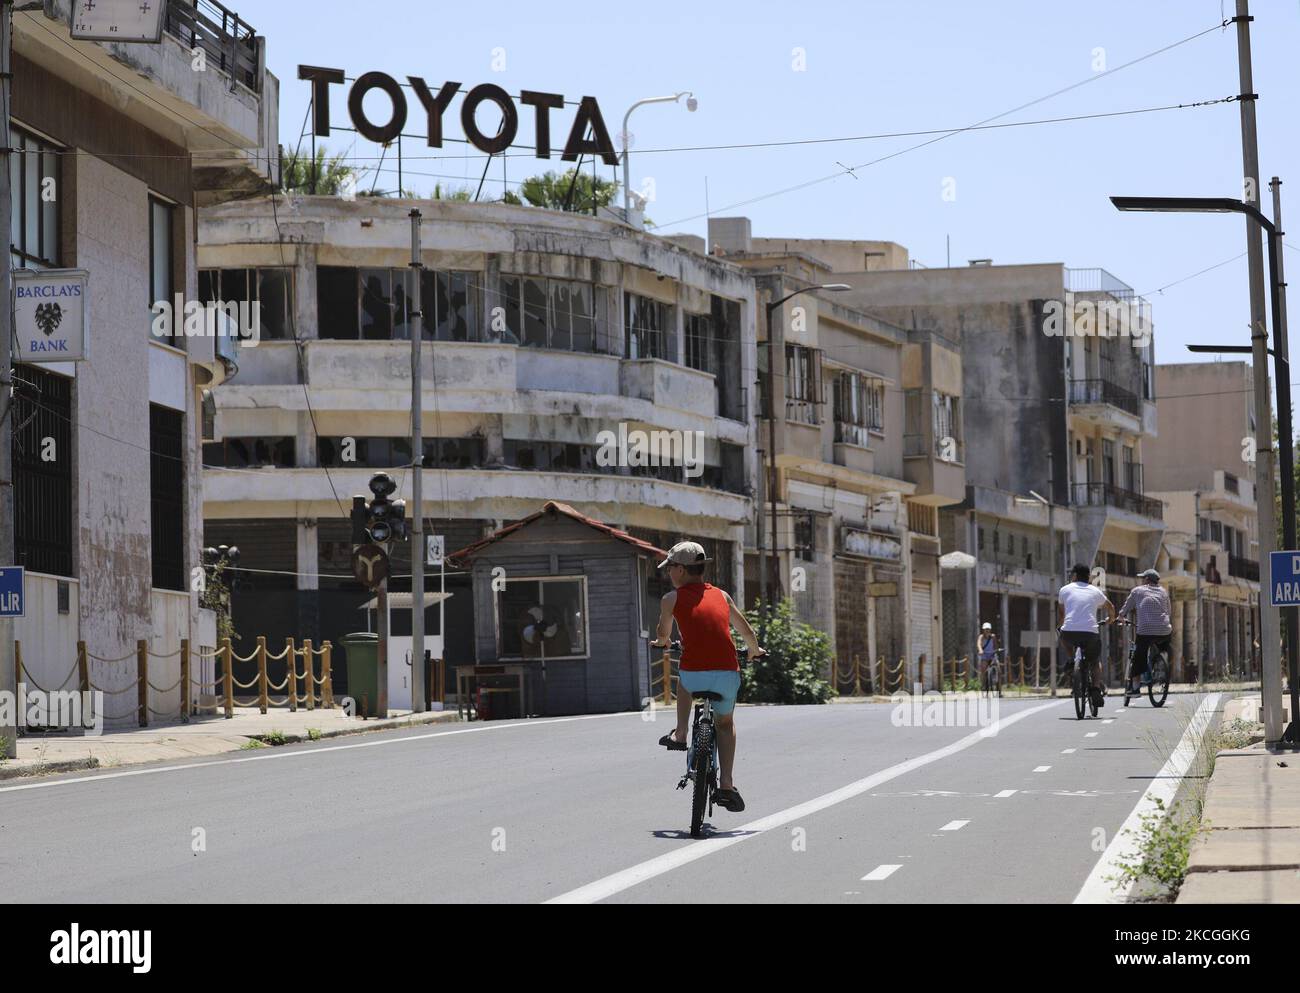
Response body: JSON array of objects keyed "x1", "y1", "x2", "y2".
[
  {"x1": 0, "y1": 757, "x2": 100, "y2": 781},
  {"x1": 244, "y1": 709, "x2": 461, "y2": 747}
]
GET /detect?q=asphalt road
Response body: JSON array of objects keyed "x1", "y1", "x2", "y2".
[{"x1": 0, "y1": 690, "x2": 1226, "y2": 903}]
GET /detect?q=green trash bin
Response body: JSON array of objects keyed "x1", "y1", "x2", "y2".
[{"x1": 340, "y1": 632, "x2": 380, "y2": 718}]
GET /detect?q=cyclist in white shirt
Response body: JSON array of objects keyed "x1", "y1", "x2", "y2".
[{"x1": 1057, "y1": 563, "x2": 1116, "y2": 708}]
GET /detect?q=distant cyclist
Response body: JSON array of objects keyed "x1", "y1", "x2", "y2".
[
  {"x1": 1058, "y1": 564, "x2": 1116, "y2": 709},
  {"x1": 1119, "y1": 569, "x2": 1172, "y2": 696},
  {"x1": 651, "y1": 540, "x2": 766, "y2": 813},
  {"x1": 977, "y1": 622, "x2": 999, "y2": 681}
]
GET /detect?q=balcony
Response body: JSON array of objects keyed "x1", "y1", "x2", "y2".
[
  {"x1": 1229, "y1": 555, "x2": 1260, "y2": 582},
  {"x1": 1069, "y1": 379, "x2": 1140, "y2": 417},
  {"x1": 1072, "y1": 482, "x2": 1163, "y2": 521},
  {"x1": 164, "y1": 0, "x2": 262, "y2": 92}
]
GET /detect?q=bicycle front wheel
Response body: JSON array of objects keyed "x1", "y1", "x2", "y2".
[
  {"x1": 690, "y1": 720, "x2": 714, "y2": 838},
  {"x1": 1072, "y1": 668, "x2": 1086, "y2": 720}
]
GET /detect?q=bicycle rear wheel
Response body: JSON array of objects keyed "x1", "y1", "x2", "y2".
[
  {"x1": 1148, "y1": 653, "x2": 1170, "y2": 708},
  {"x1": 1072, "y1": 667, "x2": 1086, "y2": 720},
  {"x1": 690, "y1": 719, "x2": 714, "y2": 838}
]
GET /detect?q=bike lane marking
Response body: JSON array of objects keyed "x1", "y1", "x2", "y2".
[
  {"x1": 994, "y1": 789, "x2": 1017, "y2": 798},
  {"x1": 862, "y1": 864, "x2": 902, "y2": 881},
  {"x1": 1074, "y1": 693, "x2": 1221, "y2": 904},
  {"x1": 546, "y1": 698, "x2": 1065, "y2": 904},
  {"x1": 1033, "y1": 765, "x2": 1051, "y2": 772},
  {"x1": 0, "y1": 711, "x2": 636, "y2": 795},
  {"x1": 939, "y1": 820, "x2": 969, "y2": 831}
]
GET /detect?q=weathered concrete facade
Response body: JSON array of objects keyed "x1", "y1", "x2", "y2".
[
  {"x1": 702, "y1": 219, "x2": 965, "y2": 689},
  {"x1": 839, "y1": 262, "x2": 1163, "y2": 682},
  {"x1": 199, "y1": 197, "x2": 758, "y2": 678},
  {"x1": 8, "y1": 1, "x2": 277, "y2": 728},
  {"x1": 1147, "y1": 362, "x2": 1260, "y2": 677}
]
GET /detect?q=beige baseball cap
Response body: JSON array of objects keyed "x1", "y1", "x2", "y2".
[{"x1": 658, "y1": 540, "x2": 712, "y2": 569}]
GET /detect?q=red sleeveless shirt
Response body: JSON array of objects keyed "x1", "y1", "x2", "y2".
[{"x1": 673, "y1": 582, "x2": 738, "y2": 672}]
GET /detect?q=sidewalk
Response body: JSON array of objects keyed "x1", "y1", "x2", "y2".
[
  {"x1": 0, "y1": 705, "x2": 461, "y2": 780},
  {"x1": 1178, "y1": 693, "x2": 1300, "y2": 903}
]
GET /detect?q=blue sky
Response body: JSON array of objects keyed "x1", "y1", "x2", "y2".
[{"x1": 241, "y1": 0, "x2": 1300, "y2": 371}]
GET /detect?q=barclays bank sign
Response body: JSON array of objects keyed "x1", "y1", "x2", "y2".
[{"x1": 13, "y1": 269, "x2": 90, "y2": 362}]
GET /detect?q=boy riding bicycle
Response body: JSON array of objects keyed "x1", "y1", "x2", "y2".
[{"x1": 651, "y1": 540, "x2": 766, "y2": 813}]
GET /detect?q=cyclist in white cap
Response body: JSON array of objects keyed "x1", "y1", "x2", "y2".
[
  {"x1": 977, "y1": 622, "x2": 999, "y2": 682},
  {"x1": 651, "y1": 540, "x2": 766, "y2": 813}
]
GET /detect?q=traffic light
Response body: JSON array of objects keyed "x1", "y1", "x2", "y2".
[{"x1": 365, "y1": 473, "x2": 407, "y2": 543}]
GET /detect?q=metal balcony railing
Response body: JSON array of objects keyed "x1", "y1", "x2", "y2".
[
  {"x1": 1068, "y1": 378, "x2": 1140, "y2": 417},
  {"x1": 164, "y1": 0, "x2": 261, "y2": 92},
  {"x1": 1229, "y1": 555, "x2": 1260, "y2": 582},
  {"x1": 1072, "y1": 482, "x2": 1163, "y2": 521}
]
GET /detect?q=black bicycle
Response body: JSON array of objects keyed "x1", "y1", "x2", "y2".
[
  {"x1": 1123, "y1": 624, "x2": 1171, "y2": 708},
  {"x1": 1069, "y1": 619, "x2": 1109, "y2": 720},
  {"x1": 982, "y1": 648, "x2": 1003, "y2": 698},
  {"x1": 658, "y1": 639, "x2": 751, "y2": 839}
]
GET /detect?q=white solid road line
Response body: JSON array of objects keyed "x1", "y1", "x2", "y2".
[
  {"x1": 546, "y1": 699, "x2": 1065, "y2": 904},
  {"x1": 1074, "y1": 693, "x2": 1222, "y2": 904},
  {"x1": 862, "y1": 865, "x2": 903, "y2": 881},
  {"x1": 1062, "y1": 748, "x2": 1077, "y2": 754},
  {"x1": 994, "y1": 789, "x2": 1017, "y2": 798},
  {"x1": 0, "y1": 711, "x2": 636, "y2": 794},
  {"x1": 940, "y1": 820, "x2": 969, "y2": 831}
]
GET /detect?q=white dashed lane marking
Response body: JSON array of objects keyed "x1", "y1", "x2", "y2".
[
  {"x1": 1062, "y1": 748, "x2": 1077, "y2": 754},
  {"x1": 1033, "y1": 765, "x2": 1052, "y2": 772},
  {"x1": 862, "y1": 865, "x2": 903, "y2": 881},
  {"x1": 994, "y1": 789, "x2": 1017, "y2": 798},
  {"x1": 940, "y1": 820, "x2": 969, "y2": 831}
]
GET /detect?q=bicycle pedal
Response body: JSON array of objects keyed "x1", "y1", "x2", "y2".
[{"x1": 675, "y1": 776, "x2": 688, "y2": 791}]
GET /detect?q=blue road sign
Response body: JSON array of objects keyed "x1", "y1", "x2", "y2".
[
  {"x1": 1268, "y1": 551, "x2": 1300, "y2": 607},
  {"x1": 0, "y1": 567, "x2": 24, "y2": 618}
]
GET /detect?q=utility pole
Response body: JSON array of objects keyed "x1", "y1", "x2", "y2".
[
  {"x1": 1194, "y1": 490, "x2": 1203, "y2": 683},
  {"x1": 1270, "y1": 177, "x2": 1300, "y2": 742},
  {"x1": 409, "y1": 209, "x2": 425, "y2": 712},
  {"x1": 1233, "y1": 0, "x2": 1283, "y2": 740},
  {"x1": 1048, "y1": 451, "x2": 1057, "y2": 697},
  {"x1": 0, "y1": 0, "x2": 14, "y2": 759}
]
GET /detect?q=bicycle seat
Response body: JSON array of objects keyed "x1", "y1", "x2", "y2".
[{"x1": 692, "y1": 691, "x2": 724, "y2": 701}]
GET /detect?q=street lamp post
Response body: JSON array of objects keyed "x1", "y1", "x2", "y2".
[
  {"x1": 1112, "y1": 193, "x2": 1295, "y2": 741},
  {"x1": 620, "y1": 92, "x2": 696, "y2": 218},
  {"x1": 1015, "y1": 489, "x2": 1056, "y2": 696},
  {"x1": 758, "y1": 282, "x2": 851, "y2": 647}
]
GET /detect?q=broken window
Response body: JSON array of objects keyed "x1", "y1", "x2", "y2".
[
  {"x1": 318, "y1": 266, "x2": 360, "y2": 338},
  {"x1": 785, "y1": 344, "x2": 822, "y2": 425},
  {"x1": 198, "y1": 268, "x2": 294, "y2": 340},
  {"x1": 625, "y1": 293, "x2": 672, "y2": 361},
  {"x1": 203, "y1": 437, "x2": 296, "y2": 468}
]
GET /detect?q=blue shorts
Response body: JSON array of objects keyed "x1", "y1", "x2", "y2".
[{"x1": 677, "y1": 669, "x2": 741, "y2": 716}]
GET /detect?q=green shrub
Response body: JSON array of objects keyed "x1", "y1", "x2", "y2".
[{"x1": 739, "y1": 599, "x2": 835, "y2": 705}]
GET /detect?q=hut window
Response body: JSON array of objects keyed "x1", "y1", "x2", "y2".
[{"x1": 497, "y1": 576, "x2": 588, "y2": 659}]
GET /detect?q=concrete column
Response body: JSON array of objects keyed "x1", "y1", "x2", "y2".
[
  {"x1": 482, "y1": 254, "x2": 502, "y2": 343},
  {"x1": 295, "y1": 243, "x2": 319, "y2": 341},
  {"x1": 1030, "y1": 596, "x2": 1039, "y2": 683},
  {"x1": 999, "y1": 591, "x2": 1010, "y2": 677},
  {"x1": 297, "y1": 520, "x2": 319, "y2": 592},
  {"x1": 1171, "y1": 597, "x2": 1185, "y2": 675}
]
